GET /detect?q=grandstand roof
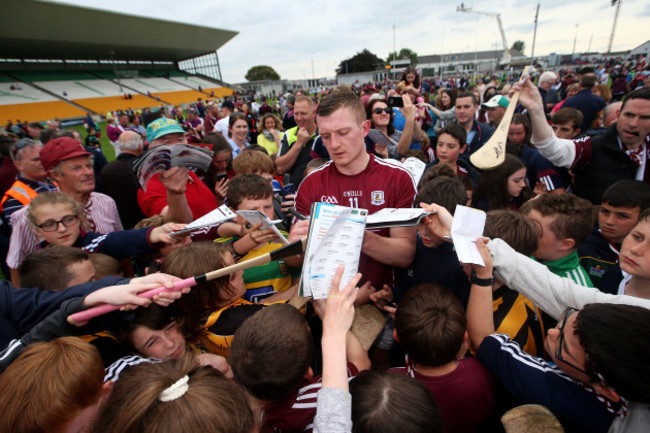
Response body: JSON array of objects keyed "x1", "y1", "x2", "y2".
[{"x1": 1, "y1": 0, "x2": 238, "y2": 62}]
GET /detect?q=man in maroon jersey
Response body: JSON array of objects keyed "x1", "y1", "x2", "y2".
[{"x1": 295, "y1": 91, "x2": 417, "y2": 295}]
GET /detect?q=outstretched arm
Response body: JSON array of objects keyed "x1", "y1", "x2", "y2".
[{"x1": 465, "y1": 238, "x2": 495, "y2": 349}]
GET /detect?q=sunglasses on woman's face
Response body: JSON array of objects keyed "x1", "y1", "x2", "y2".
[{"x1": 373, "y1": 107, "x2": 392, "y2": 115}]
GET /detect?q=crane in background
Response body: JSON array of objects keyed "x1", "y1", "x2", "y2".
[{"x1": 456, "y1": 4, "x2": 511, "y2": 64}]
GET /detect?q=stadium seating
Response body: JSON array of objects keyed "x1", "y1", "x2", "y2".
[
  {"x1": 0, "y1": 69, "x2": 233, "y2": 121},
  {"x1": 0, "y1": 100, "x2": 86, "y2": 123},
  {"x1": 73, "y1": 94, "x2": 163, "y2": 115}
]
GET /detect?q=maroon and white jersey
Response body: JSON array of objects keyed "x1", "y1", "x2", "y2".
[
  {"x1": 296, "y1": 154, "x2": 416, "y2": 288},
  {"x1": 263, "y1": 363, "x2": 359, "y2": 433}
]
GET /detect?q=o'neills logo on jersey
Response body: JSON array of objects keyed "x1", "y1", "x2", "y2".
[
  {"x1": 343, "y1": 191, "x2": 363, "y2": 197},
  {"x1": 320, "y1": 196, "x2": 339, "y2": 204},
  {"x1": 371, "y1": 191, "x2": 385, "y2": 205}
]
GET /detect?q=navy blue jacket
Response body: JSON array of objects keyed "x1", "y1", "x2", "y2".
[{"x1": 0, "y1": 276, "x2": 125, "y2": 347}]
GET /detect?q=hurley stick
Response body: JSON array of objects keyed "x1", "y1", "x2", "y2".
[
  {"x1": 67, "y1": 237, "x2": 307, "y2": 326},
  {"x1": 470, "y1": 65, "x2": 531, "y2": 170}
]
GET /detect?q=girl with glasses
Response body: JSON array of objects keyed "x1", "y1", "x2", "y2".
[{"x1": 22, "y1": 191, "x2": 186, "y2": 266}]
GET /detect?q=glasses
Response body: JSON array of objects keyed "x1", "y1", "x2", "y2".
[
  {"x1": 37, "y1": 214, "x2": 79, "y2": 232},
  {"x1": 555, "y1": 307, "x2": 591, "y2": 377},
  {"x1": 373, "y1": 107, "x2": 392, "y2": 115}
]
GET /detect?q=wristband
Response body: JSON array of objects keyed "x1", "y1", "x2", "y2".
[{"x1": 471, "y1": 271, "x2": 493, "y2": 286}]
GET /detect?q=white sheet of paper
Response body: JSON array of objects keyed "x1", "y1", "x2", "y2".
[
  {"x1": 401, "y1": 157, "x2": 427, "y2": 185},
  {"x1": 451, "y1": 205, "x2": 486, "y2": 265},
  {"x1": 236, "y1": 210, "x2": 289, "y2": 244}
]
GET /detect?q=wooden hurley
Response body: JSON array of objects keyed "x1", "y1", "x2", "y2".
[
  {"x1": 470, "y1": 66, "x2": 532, "y2": 170},
  {"x1": 67, "y1": 238, "x2": 307, "y2": 326}
]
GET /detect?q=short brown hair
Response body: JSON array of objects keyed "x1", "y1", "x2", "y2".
[
  {"x1": 93, "y1": 355, "x2": 259, "y2": 433},
  {"x1": 552, "y1": 107, "x2": 583, "y2": 130},
  {"x1": 89, "y1": 253, "x2": 123, "y2": 279},
  {"x1": 418, "y1": 162, "x2": 458, "y2": 190},
  {"x1": 395, "y1": 284, "x2": 466, "y2": 366},
  {"x1": 0, "y1": 337, "x2": 104, "y2": 433},
  {"x1": 160, "y1": 242, "x2": 233, "y2": 341},
  {"x1": 317, "y1": 90, "x2": 366, "y2": 124},
  {"x1": 19, "y1": 246, "x2": 90, "y2": 291},
  {"x1": 226, "y1": 173, "x2": 273, "y2": 210},
  {"x1": 415, "y1": 177, "x2": 466, "y2": 215},
  {"x1": 230, "y1": 303, "x2": 313, "y2": 401},
  {"x1": 438, "y1": 124, "x2": 467, "y2": 148},
  {"x1": 232, "y1": 149, "x2": 275, "y2": 175},
  {"x1": 350, "y1": 370, "x2": 443, "y2": 433},
  {"x1": 520, "y1": 193, "x2": 594, "y2": 246},
  {"x1": 484, "y1": 210, "x2": 539, "y2": 256}
]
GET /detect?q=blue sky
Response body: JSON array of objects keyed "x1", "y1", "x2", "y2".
[{"x1": 55, "y1": 0, "x2": 648, "y2": 83}]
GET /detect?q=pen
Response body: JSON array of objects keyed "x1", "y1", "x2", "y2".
[{"x1": 287, "y1": 208, "x2": 308, "y2": 221}]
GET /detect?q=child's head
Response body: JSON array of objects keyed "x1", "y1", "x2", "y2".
[
  {"x1": 418, "y1": 162, "x2": 458, "y2": 190},
  {"x1": 19, "y1": 246, "x2": 94, "y2": 291},
  {"x1": 599, "y1": 180, "x2": 650, "y2": 243},
  {"x1": 93, "y1": 355, "x2": 259, "y2": 433},
  {"x1": 619, "y1": 209, "x2": 650, "y2": 280},
  {"x1": 484, "y1": 210, "x2": 539, "y2": 256},
  {"x1": 551, "y1": 107, "x2": 583, "y2": 139},
  {"x1": 229, "y1": 304, "x2": 313, "y2": 402},
  {"x1": 520, "y1": 193, "x2": 594, "y2": 261},
  {"x1": 0, "y1": 337, "x2": 106, "y2": 433},
  {"x1": 436, "y1": 124, "x2": 467, "y2": 166},
  {"x1": 113, "y1": 304, "x2": 185, "y2": 361},
  {"x1": 160, "y1": 242, "x2": 245, "y2": 341},
  {"x1": 232, "y1": 148, "x2": 275, "y2": 181},
  {"x1": 27, "y1": 191, "x2": 85, "y2": 246},
  {"x1": 394, "y1": 284, "x2": 467, "y2": 367},
  {"x1": 416, "y1": 177, "x2": 466, "y2": 247},
  {"x1": 350, "y1": 370, "x2": 443, "y2": 433},
  {"x1": 304, "y1": 157, "x2": 327, "y2": 177},
  {"x1": 507, "y1": 113, "x2": 531, "y2": 146},
  {"x1": 473, "y1": 154, "x2": 529, "y2": 210},
  {"x1": 89, "y1": 253, "x2": 124, "y2": 279},
  {"x1": 227, "y1": 173, "x2": 274, "y2": 219}
]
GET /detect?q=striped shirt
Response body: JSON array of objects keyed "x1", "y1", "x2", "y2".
[
  {"x1": 539, "y1": 251, "x2": 594, "y2": 288},
  {"x1": 104, "y1": 355, "x2": 161, "y2": 383},
  {"x1": 7, "y1": 192, "x2": 123, "y2": 269}
]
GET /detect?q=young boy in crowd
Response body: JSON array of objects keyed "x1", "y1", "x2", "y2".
[
  {"x1": 390, "y1": 284, "x2": 498, "y2": 433},
  {"x1": 18, "y1": 246, "x2": 95, "y2": 291},
  {"x1": 579, "y1": 180, "x2": 650, "y2": 287},
  {"x1": 482, "y1": 210, "x2": 547, "y2": 357},
  {"x1": 395, "y1": 176, "x2": 470, "y2": 307},
  {"x1": 217, "y1": 174, "x2": 301, "y2": 302},
  {"x1": 520, "y1": 193, "x2": 595, "y2": 287},
  {"x1": 229, "y1": 303, "x2": 370, "y2": 432},
  {"x1": 551, "y1": 107, "x2": 583, "y2": 139},
  {"x1": 427, "y1": 124, "x2": 479, "y2": 185}
]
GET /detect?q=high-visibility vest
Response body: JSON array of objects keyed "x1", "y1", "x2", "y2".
[{"x1": 0, "y1": 180, "x2": 39, "y2": 209}]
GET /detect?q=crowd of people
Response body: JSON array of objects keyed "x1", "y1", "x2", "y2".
[{"x1": 0, "y1": 56, "x2": 649, "y2": 433}]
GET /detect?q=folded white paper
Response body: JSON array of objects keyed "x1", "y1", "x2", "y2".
[
  {"x1": 236, "y1": 210, "x2": 288, "y2": 245},
  {"x1": 451, "y1": 205, "x2": 486, "y2": 265}
]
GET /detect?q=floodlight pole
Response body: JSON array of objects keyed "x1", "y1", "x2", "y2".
[{"x1": 607, "y1": 0, "x2": 622, "y2": 54}]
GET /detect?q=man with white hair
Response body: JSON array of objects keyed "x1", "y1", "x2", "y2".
[
  {"x1": 99, "y1": 131, "x2": 146, "y2": 229},
  {"x1": 538, "y1": 71, "x2": 559, "y2": 115}
]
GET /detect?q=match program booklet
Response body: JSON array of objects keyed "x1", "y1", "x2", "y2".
[
  {"x1": 170, "y1": 205, "x2": 236, "y2": 236},
  {"x1": 132, "y1": 143, "x2": 213, "y2": 191},
  {"x1": 365, "y1": 208, "x2": 433, "y2": 229},
  {"x1": 300, "y1": 203, "x2": 367, "y2": 300},
  {"x1": 236, "y1": 210, "x2": 289, "y2": 245}
]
